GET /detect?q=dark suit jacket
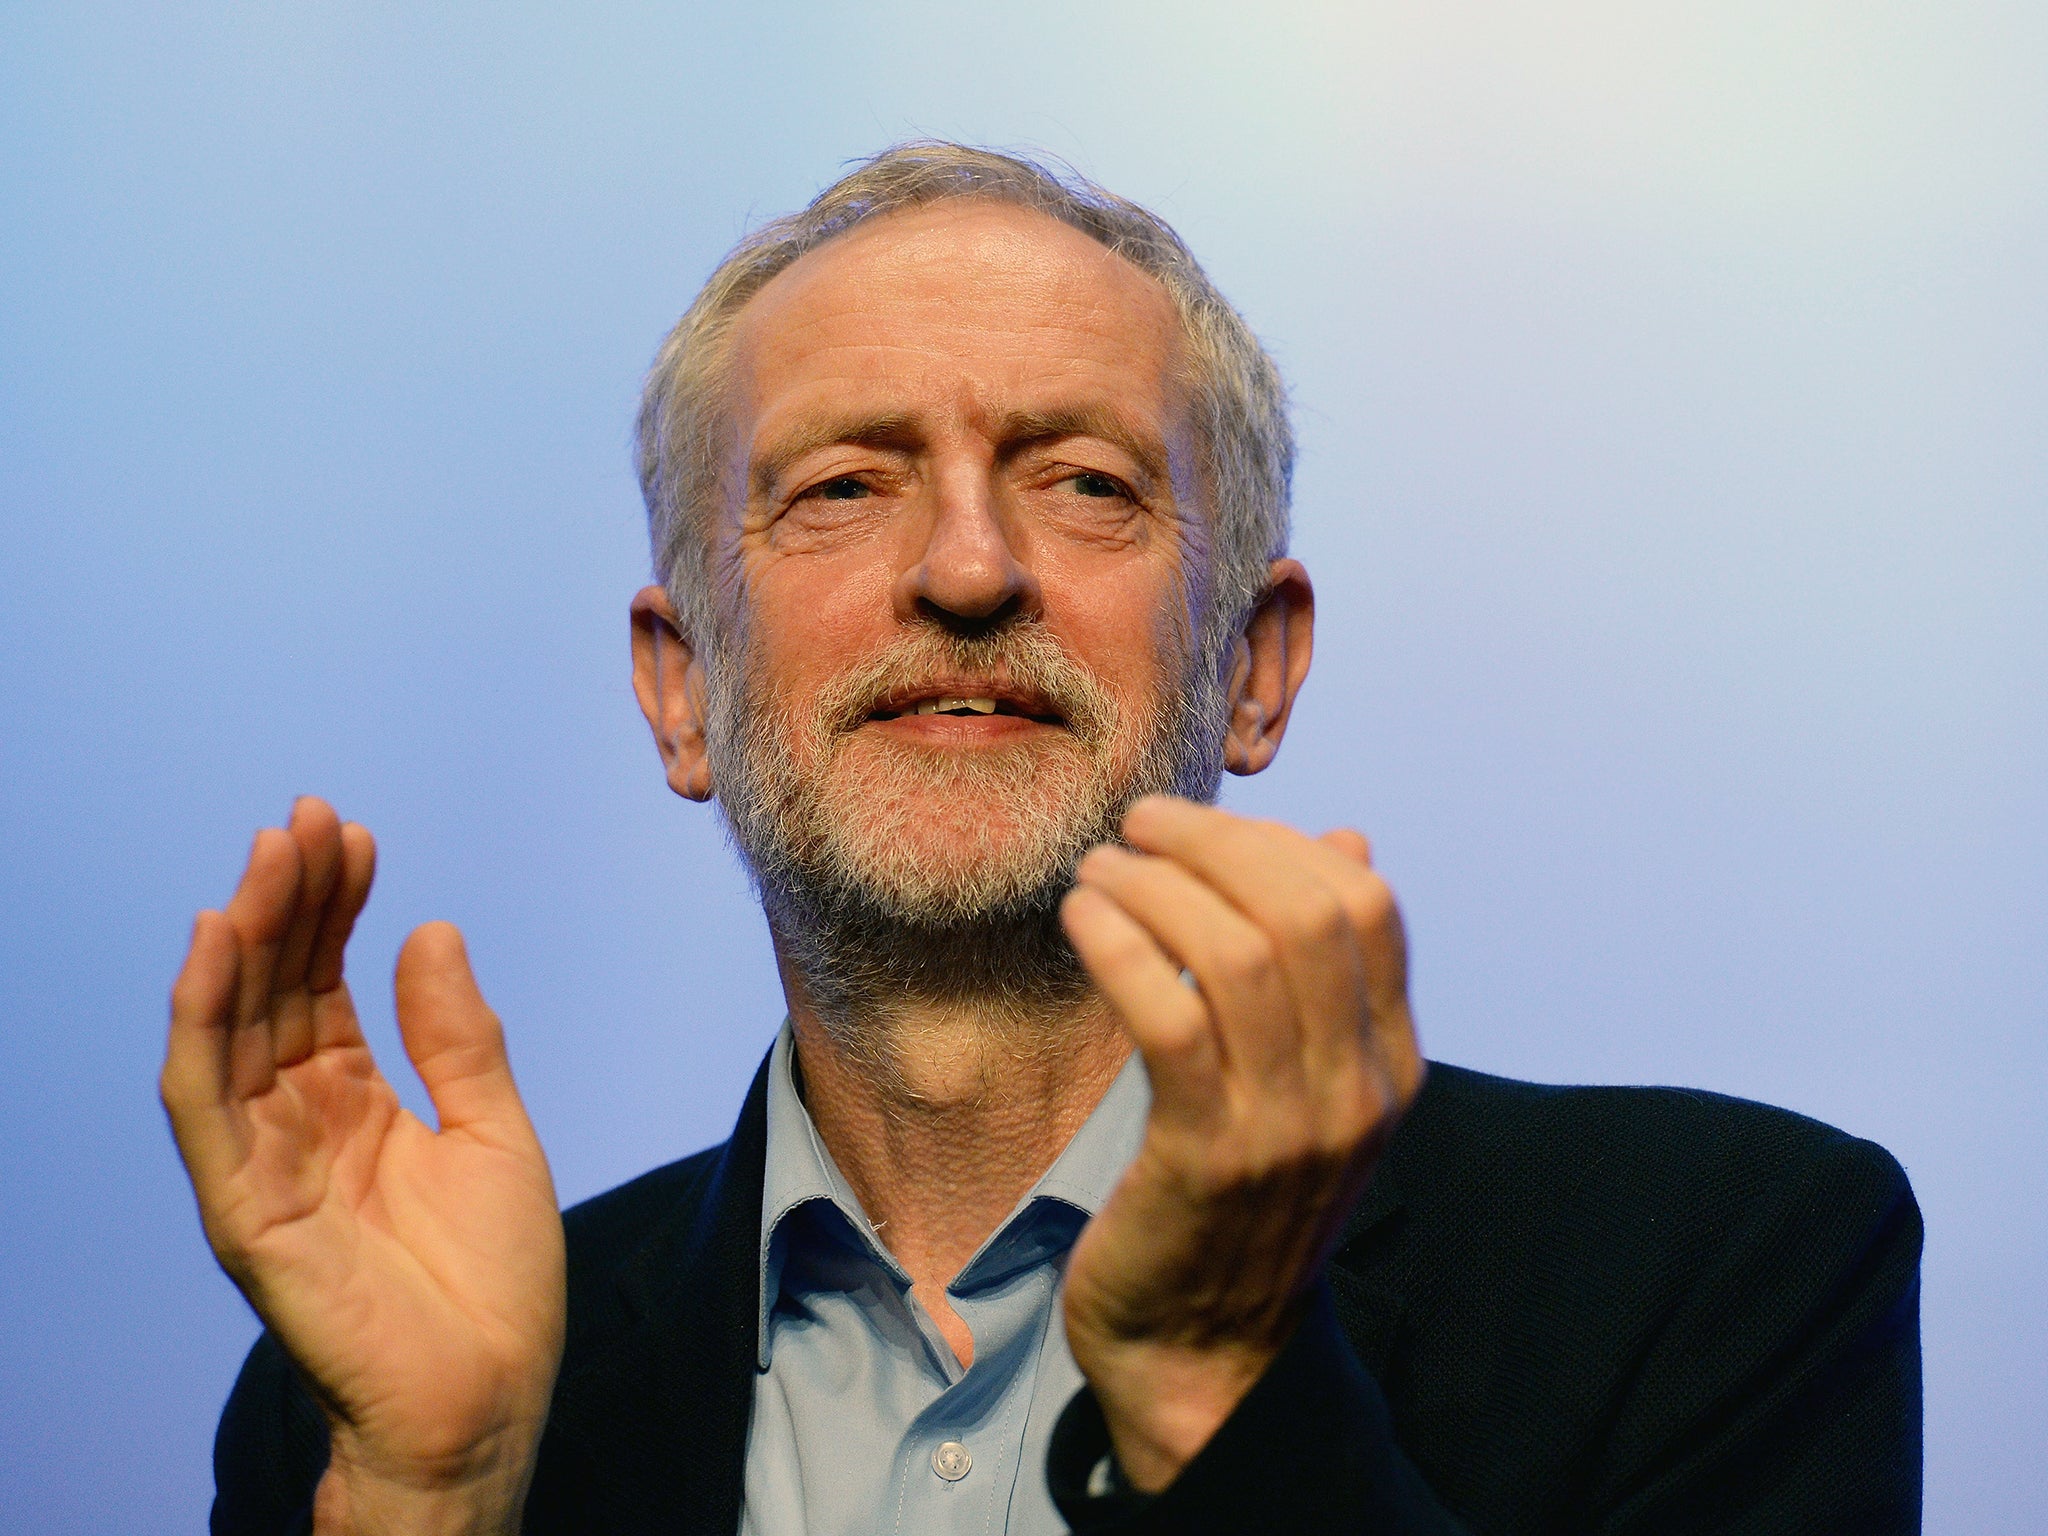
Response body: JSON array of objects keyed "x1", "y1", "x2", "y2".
[{"x1": 212, "y1": 1059, "x2": 1921, "y2": 1534}]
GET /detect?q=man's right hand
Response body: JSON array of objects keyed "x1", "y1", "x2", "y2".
[{"x1": 161, "y1": 797, "x2": 566, "y2": 1536}]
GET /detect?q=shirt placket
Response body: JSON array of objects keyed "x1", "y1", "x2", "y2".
[{"x1": 886, "y1": 1257, "x2": 1054, "y2": 1536}]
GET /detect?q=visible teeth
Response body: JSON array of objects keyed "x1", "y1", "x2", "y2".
[{"x1": 912, "y1": 696, "x2": 1000, "y2": 715}]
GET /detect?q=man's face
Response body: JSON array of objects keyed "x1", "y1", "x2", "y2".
[{"x1": 703, "y1": 199, "x2": 1221, "y2": 931}]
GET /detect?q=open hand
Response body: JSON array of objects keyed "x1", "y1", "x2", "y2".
[
  {"x1": 161, "y1": 798, "x2": 566, "y2": 1534},
  {"x1": 1059, "y1": 796, "x2": 1425, "y2": 1492}
]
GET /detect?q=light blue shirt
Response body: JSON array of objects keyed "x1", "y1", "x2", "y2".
[{"x1": 738, "y1": 1022, "x2": 1149, "y2": 1536}]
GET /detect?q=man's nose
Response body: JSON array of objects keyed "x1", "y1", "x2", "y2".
[{"x1": 894, "y1": 468, "x2": 1040, "y2": 629}]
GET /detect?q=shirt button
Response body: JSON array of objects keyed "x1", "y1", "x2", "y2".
[{"x1": 931, "y1": 1440, "x2": 972, "y2": 1482}]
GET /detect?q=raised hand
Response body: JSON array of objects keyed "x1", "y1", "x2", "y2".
[
  {"x1": 1058, "y1": 795, "x2": 1426, "y2": 1492},
  {"x1": 161, "y1": 798, "x2": 566, "y2": 1535}
]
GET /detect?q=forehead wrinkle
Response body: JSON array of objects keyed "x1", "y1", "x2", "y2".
[
  {"x1": 729, "y1": 203, "x2": 1197, "y2": 507},
  {"x1": 737, "y1": 203, "x2": 1182, "y2": 379}
]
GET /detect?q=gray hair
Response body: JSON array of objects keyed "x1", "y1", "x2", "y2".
[{"x1": 634, "y1": 140, "x2": 1294, "y2": 669}]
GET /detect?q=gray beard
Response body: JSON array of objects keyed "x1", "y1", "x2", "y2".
[{"x1": 702, "y1": 620, "x2": 1229, "y2": 1039}]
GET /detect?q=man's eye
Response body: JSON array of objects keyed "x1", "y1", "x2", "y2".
[
  {"x1": 1066, "y1": 472, "x2": 1126, "y2": 499},
  {"x1": 807, "y1": 476, "x2": 870, "y2": 501}
]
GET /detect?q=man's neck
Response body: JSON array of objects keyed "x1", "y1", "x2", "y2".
[{"x1": 783, "y1": 982, "x2": 1132, "y2": 1362}]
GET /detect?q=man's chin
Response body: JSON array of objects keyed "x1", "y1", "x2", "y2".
[
  {"x1": 832, "y1": 726, "x2": 1094, "y2": 783},
  {"x1": 804, "y1": 822, "x2": 1086, "y2": 927},
  {"x1": 807, "y1": 751, "x2": 1119, "y2": 893}
]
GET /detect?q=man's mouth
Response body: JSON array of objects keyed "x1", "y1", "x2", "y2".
[{"x1": 866, "y1": 690, "x2": 1067, "y2": 726}]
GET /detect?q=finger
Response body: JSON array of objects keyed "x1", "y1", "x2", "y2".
[
  {"x1": 1060, "y1": 884, "x2": 1221, "y2": 1113},
  {"x1": 270, "y1": 799, "x2": 346, "y2": 1065},
  {"x1": 272, "y1": 798, "x2": 345, "y2": 999},
  {"x1": 1126, "y1": 799, "x2": 1402, "y2": 1001},
  {"x1": 222, "y1": 826, "x2": 300, "y2": 1024},
  {"x1": 1350, "y1": 900, "x2": 1424, "y2": 1105},
  {"x1": 306, "y1": 822, "x2": 376, "y2": 995},
  {"x1": 1311, "y1": 832, "x2": 1422, "y2": 1103},
  {"x1": 300, "y1": 823, "x2": 378, "y2": 1057},
  {"x1": 1118, "y1": 800, "x2": 1369, "y2": 1071},
  {"x1": 1126, "y1": 798, "x2": 1376, "y2": 938},
  {"x1": 161, "y1": 910, "x2": 248, "y2": 1191},
  {"x1": 1127, "y1": 799, "x2": 1421, "y2": 1103},
  {"x1": 222, "y1": 828, "x2": 302, "y2": 1097},
  {"x1": 1319, "y1": 828, "x2": 1372, "y2": 868},
  {"x1": 1072, "y1": 843, "x2": 1302, "y2": 1089},
  {"x1": 393, "y1": 922, "x2": 531, "y2": 1142}
]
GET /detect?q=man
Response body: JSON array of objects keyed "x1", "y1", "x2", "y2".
[{"x1": 167, "y1": 145, "x2": 1921, "y2": 1535}]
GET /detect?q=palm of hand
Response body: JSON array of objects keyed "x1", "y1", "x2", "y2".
[
  {"x1": 233, "y1": 1014, "x2": 564, "y2": 1476},
  {"x1": 164, "y1": 801, "x2": 566, "y2": 1498}
]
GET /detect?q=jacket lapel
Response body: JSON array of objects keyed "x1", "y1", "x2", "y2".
[{"x1": 544, "y1": 1055, "x2": 772, "y2": 1535}]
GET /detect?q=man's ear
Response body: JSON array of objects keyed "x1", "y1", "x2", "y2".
[
  {"x1": 1222, "y1": 558, "x2": 1314, "y2": 777},
  {"x1": 630, "y1": 585, "x2": 715, "y2": 802}
]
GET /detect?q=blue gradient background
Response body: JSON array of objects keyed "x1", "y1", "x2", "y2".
[{"x1": 2, "y1": 4, "x2": 2042, "y2": 1529}]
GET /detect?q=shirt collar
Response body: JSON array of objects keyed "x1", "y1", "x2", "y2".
[{"x1": 754, "y1": 1018, "x2": 1150, "y2": 1368}]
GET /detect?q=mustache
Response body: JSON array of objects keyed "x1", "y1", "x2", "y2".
[{"x1": 809, "y1": 624, "x2": 1121, "y2": 743}]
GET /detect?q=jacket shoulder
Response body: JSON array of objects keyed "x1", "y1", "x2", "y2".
[
  {"x1": 561, "y1": 1141, "x2": 729, "y2": 1264},
  {"x1": 1400, "y1": 1061, "x2": 1912, "y2": 1228},
  {"x1": 1367, "y1": 1060, "x2": 1920, "y2": 1346},
  {"x1": 1349, "y1": 1065, "x2": 1922, "y2": 1531},
  {"x1": 555, "y1": 1140, "x2": 733, "y2": 1343}
]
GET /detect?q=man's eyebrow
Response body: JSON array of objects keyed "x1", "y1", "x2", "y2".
[
  {"x1": 747, "y1": 404, "x2": 1172, "y2": 496},
  {"x1": 992, "y1": 405, "x2": 1170, "y2": 489},
  {"x1": 749, "y1": 413, "x2": 916, "y2": 496}
]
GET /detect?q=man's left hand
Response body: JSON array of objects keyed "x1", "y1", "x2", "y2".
[{"x1": 1059, "y1": 795, "x2": 1425, "y2": 1493}]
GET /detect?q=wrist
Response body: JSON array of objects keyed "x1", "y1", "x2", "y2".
[
  {"x1": 1074, "y1": 1336, "x2": 1278, "y2": 1493},
  {"x1": 315, "y1": 1426, "x2": 544, "y2": 1536}
]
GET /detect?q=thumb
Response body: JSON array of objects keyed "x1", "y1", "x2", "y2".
[{"x1": 393, "y1": 921, "x2": 528, "y2": 1137}]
